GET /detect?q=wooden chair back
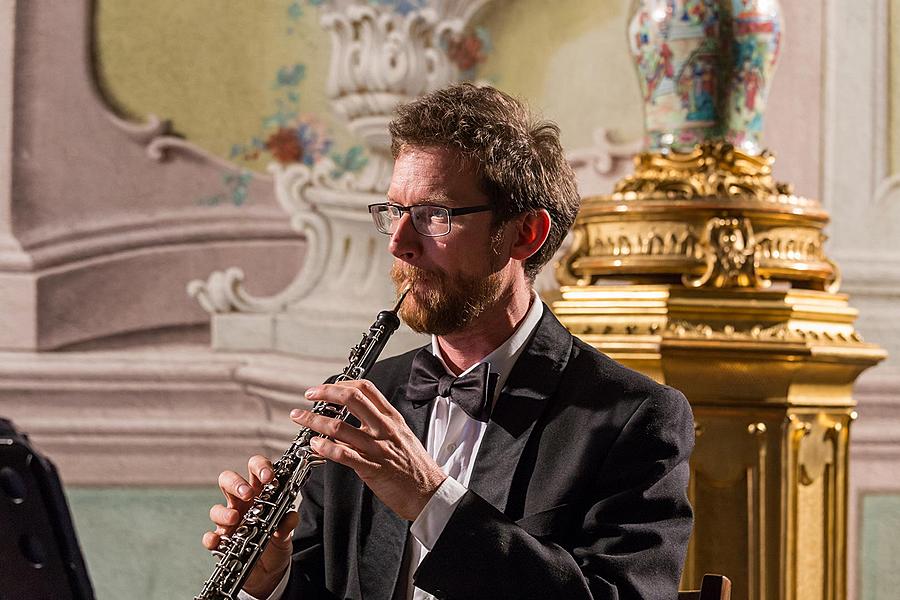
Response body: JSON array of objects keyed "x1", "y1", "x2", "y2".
[{"x1": 678, "y1": 574, "x2": 732, "y2": 600}]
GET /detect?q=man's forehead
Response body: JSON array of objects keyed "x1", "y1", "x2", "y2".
[
  {"x1": 388, "y1": 146, "x2": 482, "y2": 205},
  {"x1": 395, "y1": 145, "x2": 470, "y2": 170}
]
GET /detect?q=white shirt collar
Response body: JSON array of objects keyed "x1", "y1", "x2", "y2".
[{"x1": 429, "y1": 290, "x2": 544, "y2": 401}]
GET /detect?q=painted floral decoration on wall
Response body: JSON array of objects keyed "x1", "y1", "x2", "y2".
[
  {"x1": 219, "y1": 0, "x2": 490, "y2": 203},
  {"x1": 227, "y1": 50, "x2": 369, "y2": 177},
  {"x1": 445, "y1": 27, "x2": 492, "y2": 77}
]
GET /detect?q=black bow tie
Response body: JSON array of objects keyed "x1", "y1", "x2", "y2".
[{"x1": 406, "y1": 348, "x2": 497, "y2": 422}]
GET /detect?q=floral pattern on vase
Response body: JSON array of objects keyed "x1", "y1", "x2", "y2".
[{"x1": 627, "y1": 0, "x2": 781, "y2": 155}]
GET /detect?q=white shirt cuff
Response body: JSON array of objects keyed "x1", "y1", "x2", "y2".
[
  {"x1": 236, "y1": 564, "x2": 291, "y2": 600},
  {"x1": 410, "y1": 476, "x2": 468, "y2": 551}
]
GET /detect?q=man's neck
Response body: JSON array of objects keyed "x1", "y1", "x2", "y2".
[{"x1": 435, "y1": 285, "x2": 534, "y2": 375}]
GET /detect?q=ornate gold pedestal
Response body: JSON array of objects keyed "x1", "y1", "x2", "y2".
[{"x1": 553, "y1": 146, "x2": 886, "y2": 600}]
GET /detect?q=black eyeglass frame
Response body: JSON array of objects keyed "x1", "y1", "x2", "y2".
[{"x1": 367, "y1": 202, "x2": 493, "y2": 237}]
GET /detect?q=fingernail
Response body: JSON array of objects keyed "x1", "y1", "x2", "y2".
[
  {"x1": 310, "y1": 437, "x2": 321, "y2": 450},
  {"x1": 261, "y1": 468, "x2": 273, "y2": 482},
  {"x1": 290, "y1": 408, "x2": 302, "y2": 418},
  {"x1": 238, "y1": 484, "x2": 251, "y2": 498},
  {"x1": 304, "y1": 388, "x2": 316, "y2": 399}
]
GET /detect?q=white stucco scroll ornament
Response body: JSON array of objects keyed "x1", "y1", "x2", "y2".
[{"x1": 189, "y1": 0, "x2": 493, "y2": 359}]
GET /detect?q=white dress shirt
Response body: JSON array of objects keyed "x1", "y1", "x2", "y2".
[{"x1": 241, "y1": 293, "x2": 544, "y2": 600}]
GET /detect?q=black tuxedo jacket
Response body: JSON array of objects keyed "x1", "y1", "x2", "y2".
[{"x1": 284, "y1": 306, "x2": 694, "y2": 599}]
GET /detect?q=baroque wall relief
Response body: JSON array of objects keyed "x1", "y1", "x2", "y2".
[
  {"x1": 169, "y1": 0, "x2": 499, "y2": 360},
  {"x1": 0, "y1": 1, "x2": 306, "y2": 350}
]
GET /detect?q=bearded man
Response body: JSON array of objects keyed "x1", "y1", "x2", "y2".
[{"x1": 204, "y1": 83, "x2": 694, "y2": 600}]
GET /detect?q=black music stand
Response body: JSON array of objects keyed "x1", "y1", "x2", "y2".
[{"x1": 0, "y1": 418, "x2": 95, "y2": 600}]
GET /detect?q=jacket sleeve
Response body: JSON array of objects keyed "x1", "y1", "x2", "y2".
[{"x1": 413, "y1": 386, "x2": 694, "y2": 600}]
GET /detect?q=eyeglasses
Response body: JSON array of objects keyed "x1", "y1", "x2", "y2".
[{"x1": 367, "y1": 202, "x2": 492, "y2": 237}]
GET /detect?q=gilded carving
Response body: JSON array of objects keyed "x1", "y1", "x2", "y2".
[
  {"x1": 684, "y1": 216, "x2": 770, "y2": 289},
  {"x1": 613, "y1": 143, "x2": 793, "y2": 201},
  {"x1": 562, "y1": 140, "x2": 839, "y2": 290},
  {"x1": 561, "y1": 317, "x2": 871, "y2": 348},
  {"x1": 555, "y1": 225, "x2": 590, "y2": 287},
  {"x1": 587, "y1": 222, "x2": 701, "y2": 259},
  {"x1": 748, "y1": 422, "x2": 768, "y2": 435},
  {"x1": 755, "y1": 228, "x2": 826, "y2": 262},
  {"x1": 550, "y1": 2, "x2": 887, "y2": 597},
  {"x1": 665, "y1": 321, "x2": 865, "y2": 345}
]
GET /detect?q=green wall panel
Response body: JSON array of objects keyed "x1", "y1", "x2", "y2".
[
  {"x1": 860, "y1": 493, "x2": 900, "y2": 600},
  {"x1": 67, "y1": 487, "x2": 222, "y2": 600}
]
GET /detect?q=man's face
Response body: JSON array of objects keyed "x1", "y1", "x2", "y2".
[{"x1": 386, "y1": 146, "x2": 512, "y2": 335}]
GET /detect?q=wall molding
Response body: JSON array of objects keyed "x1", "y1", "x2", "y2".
[
  {"x1": 0, "y1": 346, "x2": 341, "y2": 486},
  {"x1": 875, "y1": 173, "x2": 900, "y2": 204},
  {"x1": 566, "y1": 127, "x2": 642, "y2": 198},
  {"x1": 10, "y1": 208, "x2": 297, "y2": 271}
]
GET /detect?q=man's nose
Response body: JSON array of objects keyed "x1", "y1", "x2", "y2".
[{"x1": 388, "y1": 213, "x2": 421, "y2": 260}]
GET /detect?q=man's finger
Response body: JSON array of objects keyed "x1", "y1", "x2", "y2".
[
  {"x1": 202, "y1": 531, "x2": 220, "y2": 551},
  {"x1": 343, "y1": 379, "x2": 399, "y2": 419},
  {"x1": 209, "y1": 503, "x2": 241, "y2": 528},
  {"x1": 290, "y1": 409, "x2": 373, "y2": 451},
  {"x1": 309, "y1": 437, "x2": 378, "y2": 475},
  {"x1": 217, "y1": 470, "x2": 255, "y2": 506},
  {"x1": 273, "y1": 511, "x2": 299, "y2": 542},
  {"x1": 248, "y1": 454, "x2": 275, "y2": 486},
  {"x1": 305, "y1": 383, "x2": 389, "y2": 433}
]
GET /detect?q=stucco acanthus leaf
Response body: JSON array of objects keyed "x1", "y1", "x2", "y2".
[{"x1": 187, "y1": 163, "x2": 330, "y2": 314}]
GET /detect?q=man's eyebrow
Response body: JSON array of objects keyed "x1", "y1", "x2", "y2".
[{"x1": 384, "y1": 192, "x2": 453, "y2": 206}]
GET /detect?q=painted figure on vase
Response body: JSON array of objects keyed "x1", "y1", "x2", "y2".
[
  {"x1": 628, "y1": 0, "x2": 781, "y2": 155},
  {"x1": 724, "y1": 0, "x2": 781, "y2": 154},
  {"x1": 628, "y1": 0, "x2": 721, "y2": 151}
]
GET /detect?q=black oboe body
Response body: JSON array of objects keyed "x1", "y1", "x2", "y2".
[{"x1": 195, "y1": 290, "x2": 408, "y2": 600}]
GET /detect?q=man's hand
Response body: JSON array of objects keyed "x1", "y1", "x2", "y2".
[
  {"x1": 202, "y1": 455, "x2": 298, "y2": 599},
  {"x1": 293, "y1": 379, "x2": 447, "y2": 521}
]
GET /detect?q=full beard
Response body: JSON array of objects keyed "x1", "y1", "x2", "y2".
[{"x1": 390, "y1": 262, "x2": 503, "y2": 336}]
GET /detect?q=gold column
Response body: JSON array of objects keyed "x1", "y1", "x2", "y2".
[{"x1": 552, "y1": 145, "x2": 885, "y2": 599}]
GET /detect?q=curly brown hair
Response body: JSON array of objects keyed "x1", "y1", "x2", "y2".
[{"x1": 389, "y1": 83, "x2": 580, "y2": 281}]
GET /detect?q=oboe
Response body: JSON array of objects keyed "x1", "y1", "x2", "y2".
[{"x1": 195, "y1": 287, "x2": 410, "y2": 600}]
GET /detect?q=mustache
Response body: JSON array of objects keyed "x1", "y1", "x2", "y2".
[{"x1": 390, "y1": 263, "x2": 447, "y2": 287}]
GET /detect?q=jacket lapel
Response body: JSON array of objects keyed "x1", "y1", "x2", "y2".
[
  {"x1": 468, "y1": 306, "x2": 573, "y2": 513},
  {"x1": 358, "y1": 378, "x2": 432, "y2": 600}
]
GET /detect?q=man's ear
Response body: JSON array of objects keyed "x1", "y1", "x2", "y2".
[{"x1": 510, "y1": 209, "x2": 551, "y2": 261}]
